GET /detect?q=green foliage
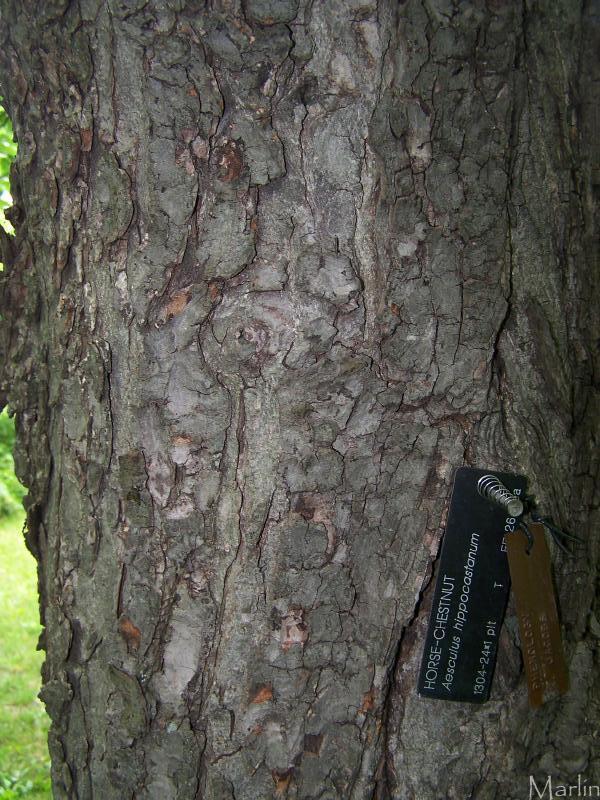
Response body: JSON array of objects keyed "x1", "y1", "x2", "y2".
[
  {"x1": 0, "y1": 105, "x2": 47, "y2": 798},
  {"x1": 0, "y1": 770, "x2": 34, "y2": 798},
  {"x1": 0, "y1": 411, "x2": 26, "y2": 518},
  {"x1": 0, "y1": 100, "x2": 23, "y2": 518},
  {"x1": 0, "y1": 104, "x2": 16, "y2": 230},
  {"x1": 0, "y1": 101, "x2": 16, "y2": 234},
  {"x1": 0, "y1": 104, "x2": 17, "y2": 188},
  {"x1": 0, "y1": 514, "x2": 50, "y2": 799}
]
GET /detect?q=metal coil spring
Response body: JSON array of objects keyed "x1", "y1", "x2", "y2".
[{"x1": 477, "y1": 474, "x2": 524, "y2": 518}]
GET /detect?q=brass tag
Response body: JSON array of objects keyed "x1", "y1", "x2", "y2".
[{"x1": 505, "y1": 523, "x2": 569, "y2": 708}]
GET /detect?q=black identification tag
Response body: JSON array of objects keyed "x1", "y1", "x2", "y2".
[{"x1": 417, "y1": 467, "x2": 528, "y2": 703}]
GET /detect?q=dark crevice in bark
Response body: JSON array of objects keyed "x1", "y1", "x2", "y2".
[{"x1": 488, "y1": 3, "x2": 525, "y2": 420}]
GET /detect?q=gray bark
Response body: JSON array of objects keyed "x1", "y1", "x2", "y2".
[{"x1": 0, "y1": 1, "x2": 598, "y2": 798}]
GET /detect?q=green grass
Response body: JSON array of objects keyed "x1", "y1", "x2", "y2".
[
  {"x1": 0, "y1": 101, "x2": 45, "y2": 795},
  {"x1": 0, "y1": 412, "x2": 26, "y2": 518},
  {"x1": 0, "y1": 512, "x2": 51, "y2": 799}
]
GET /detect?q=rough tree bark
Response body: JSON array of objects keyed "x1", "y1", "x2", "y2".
[{"x1": 0, "y1": 1, "x2": 598, "y2": 798}]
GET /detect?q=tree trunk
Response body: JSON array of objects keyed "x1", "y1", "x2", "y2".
[{"x1": 0, "y1": 1, "x2": 598, "y2": 798}]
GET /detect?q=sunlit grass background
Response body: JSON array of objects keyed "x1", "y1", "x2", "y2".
[
  {"x1": 0, "y1": 508, "x2": 50, "y2": 799},
  {"x1": 0, "y1": 101, "x2": 51, "y2": 798}
]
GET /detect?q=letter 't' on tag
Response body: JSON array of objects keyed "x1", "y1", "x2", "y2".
[
  {"x1": 417, "y1": 467, "x2": 528, "y2": 703},
  {"x1": 505, "y1": 522, "x2": 569, "y2": 708}
]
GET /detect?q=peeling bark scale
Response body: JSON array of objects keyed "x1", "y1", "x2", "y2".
[{"x1": 0, "y1": 1, "x2": 598, "y2": 798}]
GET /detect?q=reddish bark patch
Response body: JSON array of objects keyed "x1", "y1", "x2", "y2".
[
  {"x1": 293, "y1": 493, "x2": 337, "y2": 557},
  {"x1": 293, "y1": 493, "x2": 316, "y2": 520},
  {"x1": 216, "y1": 140, "x2": 244, "y2": 182},
  {"x1": 281, "y1": 608, "x2": 308, "y2": 651},
  {"x1": 176, "y1": 145, "x2": 195, "y2": 175},
  {"x1": 81, "y1": 128, "x2": 93, "y2": 152},
  {"x1": 192, "y1": 137, "x2": 209, "y2": 160},
  {"x1": 171, "y1": 435, "x2": 192, "y2": 446},
  {"x1": 180, "y1": 127, "x2": 197, "y2": 144},
  {"x1": 360, "y1": 689, "x2": 375, "y2": 713},
  {"x1": 42, "y1": 168, "x2": 58, "y2": 215},
  {"x1": 303, "y1": 733, "x2": 323, "y2": 755},
  {"x1": 250, "y1": 684, "x2": 273, "y2": 704},
  {"x1": 272, "y1": 769, "x2": 293, "y2": 796},
  {"x1": 119, "y1": 616, "x2": 141, "y2": 652},
  {"x1": 208, "y1": 281, "x2": 222, "y2": 302},
  {"x1": 161, "y1": 288, "x2": 191, "y2": 321}
]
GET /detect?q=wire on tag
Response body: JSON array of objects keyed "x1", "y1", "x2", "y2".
[{"x1": 476, "y1": 475, "x2": 583, "y2": 556}]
